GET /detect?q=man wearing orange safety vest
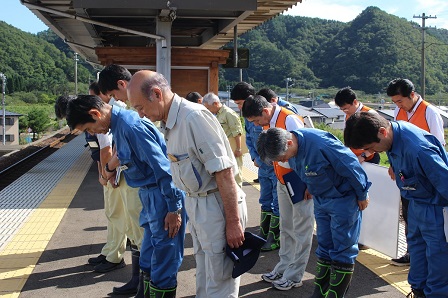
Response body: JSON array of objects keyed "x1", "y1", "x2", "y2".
[
  {"x1": 335, "y1": 87, "x2": 381, "y2": 165},
  {"x1": 387, "y1": 78, "x2": 445, "y2": 269},
  {"x1": 242, "y1": 95, "x2": 314, "y2": 292}
]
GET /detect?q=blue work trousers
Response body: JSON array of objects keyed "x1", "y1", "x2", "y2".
[
  {"x1": 138, "y1": 186, "x2": 186, "y2": 289},
  {"x1": 314, "y1": 196, "x2": 361, "y2": 264},
  {"x1": 407, "y1": 200, "x2": 448, "y2": 297},
  {"x1": 258, "y1": 165, "x2": 279, "y2": 216}
]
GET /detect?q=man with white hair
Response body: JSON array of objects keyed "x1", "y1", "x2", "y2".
[{"x1": 202, "y1": 92, "x2": 244, "y2": 188}]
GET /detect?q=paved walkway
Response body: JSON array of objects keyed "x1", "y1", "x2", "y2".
[{"x1": 0, "y1": 134, "x2": 410, "y2": 297}]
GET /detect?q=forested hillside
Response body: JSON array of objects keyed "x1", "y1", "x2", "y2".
[
  {"x1": 221, "y1": 6, "x2": 448, "y2": 95},
  {"x1": 2, "y1": 6, "x2": 448, "y2": 97},
  {"x1": 0, "y1": 21, "x2": 92, "y2": 95}
]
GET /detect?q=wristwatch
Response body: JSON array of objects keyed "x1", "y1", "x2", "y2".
[
  {"x1": 169, "y1": 208, "x2": 182, "y2": 215},
  {"x1": 361, "y1": 152, "x2": 367, "y2": 158},
  {"x1": 105, "y1": 163, "x2": 115, "y2": 173}
]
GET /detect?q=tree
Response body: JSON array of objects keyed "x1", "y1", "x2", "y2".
[{"x1": 27, "y1": 108, "x2": 50, "y2": 140}]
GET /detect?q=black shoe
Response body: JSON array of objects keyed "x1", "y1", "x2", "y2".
[
  {"x1": 391, "y1": 252, "x2": 410, "y2": 266},
  {"x1": 253, "y1": 178, "x2": 259, "y2": 183},
  {"x1": 94, "y1": 259, "x2": 126, "y2": 273},
  {"x1": 88, "y1": 254, "x2": 106, "y2": 265},
  {"x1": 406, "y1": 289, "x2": 426, "y2": 298},
  {"x1": 358, "y1": 243, "x2": 369, "y2": 250}
]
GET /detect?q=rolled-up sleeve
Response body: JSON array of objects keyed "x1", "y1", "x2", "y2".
[{"x1": 187, "y1": 110, "x2": 235, "y2": 175}]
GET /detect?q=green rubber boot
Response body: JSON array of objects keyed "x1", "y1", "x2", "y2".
[
  {"x1": 259, "y1": 210, "x2": 272, "y2": 240},
  {"x1": 326, "y1": 262, "x2": 354, "y2": 298},
  {"x1": 261, "y1": 215, "x2": 280, "y2": 251},
  {"x1": 310, "y1": 258, "x2": 332, "y2": 297},
  {"x1": 149, "y1": 283, "x2": 176, "y2": 298}
]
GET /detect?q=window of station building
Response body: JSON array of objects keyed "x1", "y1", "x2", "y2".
[
  {"x1": 5, "y1": 118, "x2": 14, "y2": 125},
  {"x1": 0, "y1": 134, "x2": 15, "y2": 142},
  {"x1": 0, "y1": 118, "x2": 14, "y2": 126}
]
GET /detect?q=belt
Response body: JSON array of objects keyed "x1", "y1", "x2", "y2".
[{"x1": 187, "y1": 188, "x2": 219, "y2": 197}]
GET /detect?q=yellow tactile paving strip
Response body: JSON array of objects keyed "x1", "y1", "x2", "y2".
[
  {"x1": 358, "y1": 249, "x2": 410, "y2": 295},
  {"x1": 0, "y1": 151, "x2": 91, "y2": 298}
]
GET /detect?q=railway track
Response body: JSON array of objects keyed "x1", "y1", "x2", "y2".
[{"x1": 0, "y1": 133, "x2": 78, "y2": 191}]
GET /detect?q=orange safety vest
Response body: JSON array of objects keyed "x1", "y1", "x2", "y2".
[
  {"x1": 396, "y1": 100, "x2": 430, "y2": 132},
  {"x1": 264, "y1": 107, "x2": 304, "y2": 184},
  {"x1": 347, "y1": 105, "x2": 376, "y2": 161}
]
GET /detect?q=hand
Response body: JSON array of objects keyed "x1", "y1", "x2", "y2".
[
  {"x1": 108, "y1": 175, "x2": 118, "y2": 188},
  {"x1": 225, "y1": 221, "x2": 245, "y2": 249},
  {"x1": 234, "y1": 149, "x2": 243, "y2": 158},
  {"x1": 304, "y1": 188, "x2": 313, "y2": 200},
  {"x1": 358, "y1": 198, "x2": 369, "y2": 211},
  {"x1": 388, "y1": 166, "x2": 395, "y2": 181},
  {"x1": 165, "y1": 212, "x2": 182, "y2": 238},
  {"x1": 104, "y1": 169, "x2": 116, "y2": 180},
  {"x1": 357, "y1": 155, "x2": 366, "y2": 163},
  {"x1": 99, "y1": 175, "x2": 107, "y2": 186}
]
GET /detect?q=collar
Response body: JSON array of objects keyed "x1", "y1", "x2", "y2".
[
  {"x1": 270, "y1": 104, "x2": 281, "y2": 126},
  {"x1": 408, "y1": 95, "x2": 423, "y2": 114},
  {"x1": 355, "y1": 103, "x2": 364, "y2": 113},
  {"x1": 165, "y1": 94, "x2": 182, "y2": 130},
  {"x1": 388, "y1": 121, "x2": 400, "y2": 156}
]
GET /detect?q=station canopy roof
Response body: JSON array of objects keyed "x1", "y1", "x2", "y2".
[{"x1": 22, "y1": 0, "x2": 302, "y2": 65}]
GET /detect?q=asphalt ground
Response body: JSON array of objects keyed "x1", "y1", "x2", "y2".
[{"x1": 18, "y1": 163, "x2": 405, "y2": 298}]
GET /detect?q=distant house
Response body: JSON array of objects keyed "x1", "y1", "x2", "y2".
[
  {"x1": 0, "y1": 110, "x2": 22, "y2": 145},
  {"x1": 311, "y1": 107, "x2": 346, "y2": 129}
]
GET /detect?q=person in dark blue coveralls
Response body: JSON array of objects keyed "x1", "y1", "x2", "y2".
[
  {"x1": 231, "y1": 83, "x2": 280, "y2": 251},
  {"x1": 257, "y1": 127, "x2": 371, "y2": 298},
  {"x1": 345, "y1": 112, "x2": 448, "y2": 298},
  {"x1": 65, "y1": 95, "x2": 186, "y2": 298}
]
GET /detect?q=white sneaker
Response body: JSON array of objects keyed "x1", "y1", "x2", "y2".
[
  {"x1": 261, "y1": 270, "x2": 282, "y2": 283},
  {"x1": 272, "y1": 277, "x2": 303, "y2": 291}
]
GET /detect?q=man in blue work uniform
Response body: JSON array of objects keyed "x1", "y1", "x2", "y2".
[
  {"x1": 231, "y1": 83, "x2": 280, "y2": 251},
  {"x1": 65, "y1": 95, "x2": 186, "y2": 298},
  {"x1": 345, "y1": 112, "x2": 448, "y2": 298},
  {"x1": 257, "y1": 127, "x2": 371, "y2": 298}
]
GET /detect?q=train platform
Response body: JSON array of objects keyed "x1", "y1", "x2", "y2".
[{"x1": 0, "y1": 133, "x2": 410, "y2": 297}]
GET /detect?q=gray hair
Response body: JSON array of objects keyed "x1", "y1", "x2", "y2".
[
  {"x1": 141, "y1": 72, "x2": 171, "y2": 101},
  {"x1": 202, "y1": 92, "x2": 220, "y2": 105},
  {"x1": 257, "y1": 128, "x2": 291, "y2": 164}
]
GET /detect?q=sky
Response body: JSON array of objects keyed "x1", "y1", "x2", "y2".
[
  {"x1": 285, "y1": 0, "x2": 448, "y2": 30},
  {"x1": 1, "y1": 0, "x2": 448, "y2": 34}
]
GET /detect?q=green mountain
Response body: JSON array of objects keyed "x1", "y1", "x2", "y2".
[
  {"x1": 221, "y1": 6, "x2": 448, "y2": 95},
  {"x1": 0, "y1": 21, "x2": 92, "y2": 95}
]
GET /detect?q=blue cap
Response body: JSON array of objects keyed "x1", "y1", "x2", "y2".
[{"x1": 226, "y1": 231, "x2": 266, "y2": 278}]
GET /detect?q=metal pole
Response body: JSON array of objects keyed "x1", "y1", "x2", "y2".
[
  {"x1": 286, "y1": 77, "x2": 291, "y2": 100},
  {"x1": 0, "y1": 73, "x2": 6, "y2": 145},
  {"x1": 421, "y1": 13, "x2": 426, "y2": 100},
  {"x1": 414, "y1": 13, "x2": 436, "y2": 99},
  {"x1": 74, "y1": 53, "x2": 79, "y2": 95}
]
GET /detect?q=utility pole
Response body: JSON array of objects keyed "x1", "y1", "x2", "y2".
[
  {"x1": 286, "y1": 77, "x2": 292, "y2": 100},
  {"x1": 414, "y1": 13, "x2": 436, "y2": 100},
  {"x1": 74, "y1": 52, "x2": 79, "y2": 95},
  {"x1": 0, "y1": 73, "x2": 6, "y2": 145}
]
